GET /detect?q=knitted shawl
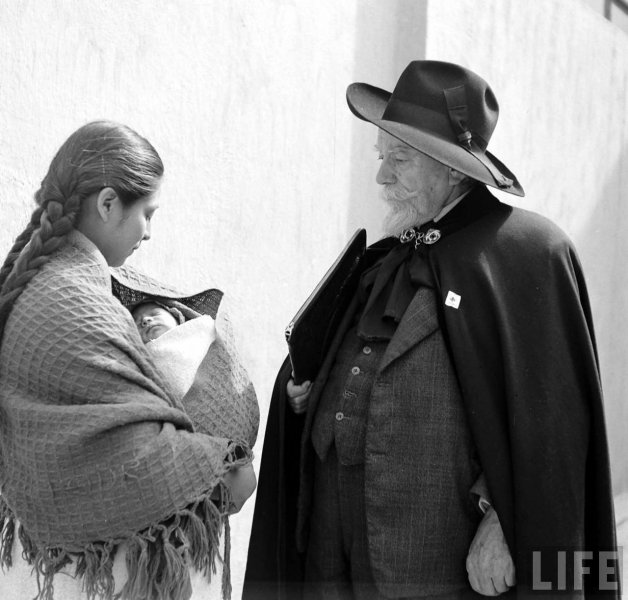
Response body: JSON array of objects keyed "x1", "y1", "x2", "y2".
[
  {"x1": 111, "y1": 265, "x2": 260, "y2": 449},
  {"x1": 0, "y1": 231, "x2": 255, "y2": 600}
]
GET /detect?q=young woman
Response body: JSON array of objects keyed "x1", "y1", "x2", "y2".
[{"x1": 0, "y1": 121, "x2": 257, "y2": 600}]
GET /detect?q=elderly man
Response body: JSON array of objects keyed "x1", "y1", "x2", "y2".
[{"x1": 244, "y1": 61, "x2": 618, "y2": 600}]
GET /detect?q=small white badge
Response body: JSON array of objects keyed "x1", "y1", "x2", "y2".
[{"x1": 445, "y1": 291, "x2": 461, "y2": 309}]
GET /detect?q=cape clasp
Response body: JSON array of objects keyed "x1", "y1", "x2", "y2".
[{"x1": 400, "y1": 227, "x2": 441, "y2": 249}]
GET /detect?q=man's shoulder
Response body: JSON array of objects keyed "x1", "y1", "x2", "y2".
[
  {"x1": 502, "y1": 204, "x2": 569, "y2": 239},
  {"x1": 469, "y1": 198, "x2": 575, "y2": 258},
  {"x1": 437, "y1": 195, "x2": 578, "y2": 275}
]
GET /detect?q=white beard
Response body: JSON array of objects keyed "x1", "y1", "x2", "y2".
[{"x1": 380, "y1": 184, "x2": 422, "y2": 237}]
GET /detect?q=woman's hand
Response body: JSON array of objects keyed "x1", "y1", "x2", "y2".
[
  {"x1": 287, "y1": 379, "x2": 312, "y2": 414},
  {"x1": 223, "y1": 463, "x2": 257, "y2": 514}
]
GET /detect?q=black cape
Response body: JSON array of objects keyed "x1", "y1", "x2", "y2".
[{"x1": 243, "y1": 187, "x2": 619, "y2": 599}]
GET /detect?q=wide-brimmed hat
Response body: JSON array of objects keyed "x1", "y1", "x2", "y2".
[
  {"x1": 346, "y1": 60, "x2": 524, "y2": 196},
  {"x1": 111, "y1": 265, "x2": 223, "y2": 321}
]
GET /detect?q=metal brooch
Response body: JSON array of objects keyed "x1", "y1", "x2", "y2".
[
  {"x1": 399, "y1": 227, "x2": 441, "y2": 249},
  {"x1": 423, "y1": 229, "x2": 441, "y2": 244}
]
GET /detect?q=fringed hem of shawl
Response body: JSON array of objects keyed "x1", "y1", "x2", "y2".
[{"x1": 0, "y1": 442, "x2": 252, "y2": 600}]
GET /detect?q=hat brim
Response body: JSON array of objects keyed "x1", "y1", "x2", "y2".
[
  {"x1": 111, "y1": 265, "x2": 223, "y2": 320},
  {"x1": 347, "y1": 83, "x2": 524, "y2": 197}
]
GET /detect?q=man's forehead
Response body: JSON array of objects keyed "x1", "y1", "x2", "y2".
[{"x1": 375, "y1": 130, "x2": 416, "y2": 153}]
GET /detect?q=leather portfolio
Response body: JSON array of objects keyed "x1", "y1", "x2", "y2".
[{"x1": 285, "y1": 229, "x2": 367, "y2": 384}]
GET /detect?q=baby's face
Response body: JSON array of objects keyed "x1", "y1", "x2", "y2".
[{"x1": 132, "y1": 302, "x2": 179, "y2": 343}]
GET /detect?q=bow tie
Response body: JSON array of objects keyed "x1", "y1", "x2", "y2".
[{"x1": 356, "y1": 237, "x2": 435, "y2": 341}]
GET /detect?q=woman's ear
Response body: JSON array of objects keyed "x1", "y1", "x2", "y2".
[{"x1": 95, "y1": 187, "x2": 121, "y2": 222}]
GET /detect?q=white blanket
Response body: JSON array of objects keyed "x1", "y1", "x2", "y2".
[{"x1": 146, "y1": 315, "x2": 217, "y2": 399}]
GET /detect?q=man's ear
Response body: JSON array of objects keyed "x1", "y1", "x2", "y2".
[
  {"x1": 448, "y1": 168, "x2": 467, "y2": 186},
  {"x1": 95, "y1": 187, "x2": 120, "y2": 222}
]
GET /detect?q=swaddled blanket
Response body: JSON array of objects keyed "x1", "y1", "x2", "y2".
[
  {"x1": 144, "y1": 314, "x2": 258, "y2": 448},
  {"x1": 145, "y1": 315, "x2": 217, "y2": 400},
  {"x1": 0, "y1": 231, "x2": 254, "y2": 600}
]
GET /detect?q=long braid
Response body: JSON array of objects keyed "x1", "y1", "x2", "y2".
[
  {"x1": 0, "y1": 194, "x2": 81, "y2": 336},
  {"x1": 0, "y1": 208, "x2": 45, "y2": 292},
  {"x1": 0, "y1": 169, "x2": 79, "y2": 293}
]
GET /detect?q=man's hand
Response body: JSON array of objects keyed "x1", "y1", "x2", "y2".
[
  {"x1": 466, "y1": 506, "x2": 516, "y2": 595},
  {"x1": 287, "y1": 378, "x2": 312, "y2": 414},
  {"x1": 223, "y1": 463, "x2": 257, "y2": 514}
]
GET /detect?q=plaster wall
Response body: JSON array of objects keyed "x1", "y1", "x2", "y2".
[
  {"x1": 0, "y1": 1, "x2": 426, "y2": 596},
  {"x1": 421, "y1": 3, "x2": 628, "y2": 592},
  {"x1": 1, "y1": 0, "x2": 626, "y2": 597},
  {"x1": 422, "y1": 0, "x2": 628, "y2": 495}
]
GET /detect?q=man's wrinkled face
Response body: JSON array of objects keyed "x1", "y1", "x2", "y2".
[{"x1": 375, "y1": 130, "x2": 453, "y2": 235}]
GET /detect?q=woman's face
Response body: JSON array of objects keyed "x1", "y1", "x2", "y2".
[{"x1": 101, "y1": 189, "x2": 161, "y2": 267}]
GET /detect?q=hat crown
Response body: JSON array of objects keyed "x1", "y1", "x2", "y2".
[{"x1": 383, "y1": 61, "x2": 499, "y2": 150}]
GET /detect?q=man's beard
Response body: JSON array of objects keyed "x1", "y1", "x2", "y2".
[{"x1": 380, "y1": 184, "x2": 422, "y2": 237}]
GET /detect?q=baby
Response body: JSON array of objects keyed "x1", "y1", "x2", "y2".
[
  {"x1": 133, "y1": 301, "x2": 183, "y2": 343},
  {"x1": 132, "y1": 301, "x2": 217, "y2": 399},
  {"x1": 131, "y1": 300, "x2": 258, "y2": 448}
]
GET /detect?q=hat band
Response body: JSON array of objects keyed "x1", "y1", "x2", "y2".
[{"x1": 381, "y1": 99, "x2": 489, "y2": 151}]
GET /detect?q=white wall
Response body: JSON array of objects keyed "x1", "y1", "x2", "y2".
[
  {"x1": 423, "y1": 0, "x2": 628, "y2": 495},
  {"x1": 422, "y1": 4, "x2": 628, "y2": 592},
  {"x1": 0, "y1": 1, "x2": 425, "y2": 596},
  {"x1": 582, "y1": 0, "x2": 628, "y2": 33},
  {"x1": 1, "y1": 0, "x2": 627, "y2": 596}
]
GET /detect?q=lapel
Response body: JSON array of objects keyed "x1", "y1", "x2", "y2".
[{"x1": 378, "y1": 286, "x2": 439, "y2": 373}]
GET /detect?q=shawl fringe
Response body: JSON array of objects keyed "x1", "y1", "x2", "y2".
[{"x1": 0, "y1": 444, "x2": 252, "y2": 600}]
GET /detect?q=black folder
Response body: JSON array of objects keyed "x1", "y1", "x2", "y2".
[{"x1": 285, "y1": 229, "x2": 367, "y2": 384}]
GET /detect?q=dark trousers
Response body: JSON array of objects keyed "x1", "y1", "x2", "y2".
[{"x1": 304, "y1": 446, "x2": 485, "y2": 600}]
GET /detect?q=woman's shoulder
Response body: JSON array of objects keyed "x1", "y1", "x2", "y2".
[
  {"x1": 7, "y1": 236, "x2": 132, "y2": 347},
  {"x1": 28, "y1": 240, "x2": 115, "y2": 311}
]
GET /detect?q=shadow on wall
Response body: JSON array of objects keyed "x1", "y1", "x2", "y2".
[
  {"x1": 347, "y1": 0, "x2": 428, "y2": 241},
  {"x1": 574, "y1": 142, "x2": 628, "y2": 498}
]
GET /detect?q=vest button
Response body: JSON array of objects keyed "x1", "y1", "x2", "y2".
[
  {"x1": 351, "y1": 366, "x2": 360, "y2": 375},
  {"x1": 363, "y1": 346, "x2": 372, "y2": 355},
  {"x1": 335, "y1": 412, "x2": 344, "y2": 421}
]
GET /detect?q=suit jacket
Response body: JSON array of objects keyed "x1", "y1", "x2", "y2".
[{"x1": 302, "y1": 286, "x2": 483, "y2": 597}]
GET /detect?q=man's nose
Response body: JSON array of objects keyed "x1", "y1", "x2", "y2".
[
  {"x1": 141, "y1": 315, "x2": 153, "y2": 327},
  {"x1": 376, "y1": 158, "x2": 395, "y2": 185}
]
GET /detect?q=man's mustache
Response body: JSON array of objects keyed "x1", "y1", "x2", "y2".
[{"x1": 380, "y1": 183, "x2": 416, "y2": 204}]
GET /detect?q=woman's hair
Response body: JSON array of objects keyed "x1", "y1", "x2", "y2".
[{"x1": 0, "y1": 120, "x2": 164, "y2": 333}]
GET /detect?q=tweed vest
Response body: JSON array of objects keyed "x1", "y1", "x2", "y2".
[{"x1": 311, "y1": 323, "x2": 386, "y2": 465}]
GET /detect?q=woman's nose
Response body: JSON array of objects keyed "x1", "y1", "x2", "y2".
[{"x1": 141, "y1": 315, "x2": 153, "y2": 327}]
